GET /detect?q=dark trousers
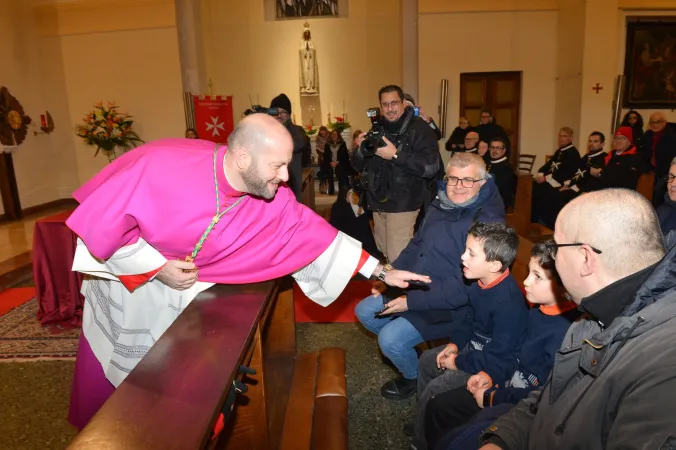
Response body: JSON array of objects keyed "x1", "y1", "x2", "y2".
[
  {"x1": 425, "y1": 387, "x2": 481, "y2": 450},
  {"x1": 531, "y1": 182, "x2": 575, "y2": 229}
]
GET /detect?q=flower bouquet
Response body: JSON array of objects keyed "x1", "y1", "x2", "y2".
[
  {"x1": 328, "y1": 116, "x2": 351, "y2": 134},
  {"x1": 304, "y1": 125, "x2": 318, "y2": 136},
  {"x1": 76, "y1": 101, "x2": 143, "y2": 162}
]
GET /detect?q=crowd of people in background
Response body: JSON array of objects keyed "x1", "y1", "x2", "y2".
[{"x1": 179, "y1": 88, "x2": 676, "y2": 449}]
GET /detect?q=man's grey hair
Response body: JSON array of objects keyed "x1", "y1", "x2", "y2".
[
  {"x1": 447, "y1": 152, "x2": 487, "y2": 179},
  {"x1": 671, "y1": 156, "x2": 676, "y2": 167},
  {"x1": 560, "y1": 189, "x2": 665, "y2": 278}
]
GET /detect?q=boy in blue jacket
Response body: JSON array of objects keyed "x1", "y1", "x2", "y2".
[
  {"x1": 410, "y1": 222, "x2": 528, "y2": 450},
  {"x1": 424, "y1": 241, "x2": 579, "y2": 450}
]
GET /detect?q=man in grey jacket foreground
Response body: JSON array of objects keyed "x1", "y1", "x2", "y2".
[{"x1": 479, "y1": 188, "x2": 676, "y2": 449}]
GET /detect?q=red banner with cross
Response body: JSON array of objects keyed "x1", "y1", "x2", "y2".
[{"x1": 192, "y1": 95, "x2": 234, "y2": 143}]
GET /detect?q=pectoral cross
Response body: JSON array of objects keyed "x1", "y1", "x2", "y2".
[
  {"x1": 551, "y1": 161, "x2": 561, "y2": 172},
  {"x1": 573, "y1": 168, "x2": 585, "y2": 181}
]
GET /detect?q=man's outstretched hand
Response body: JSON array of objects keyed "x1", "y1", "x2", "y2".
[
  {"x1": 156, "y1": 260, "x2": 198, "y2": 290},
  {"x1": 383, "y1": 269, "x2": 431, "y2": 288}
]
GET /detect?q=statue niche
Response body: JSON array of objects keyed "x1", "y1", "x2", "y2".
[{"x1": 299, "y1": 23, "x2": 319, "y2": 96}]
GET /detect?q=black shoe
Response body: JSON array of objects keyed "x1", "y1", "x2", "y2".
[
  {"x1": 403, "y1": 420, "x2": 414, "y2": 436},
  {"x1": 381, "y1": 376, "x2": 417, "y2": 400}
]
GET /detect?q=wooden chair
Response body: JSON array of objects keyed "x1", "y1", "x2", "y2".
[
  {"x1": 505, "y1": 172, "x2": 553, "y2": 242},
  {"x1": 636, "y1": 171, "x2": 654, "y2": 203},
  {"x1": 518, "y1": 154, "x2": 537, "y2": 174}
]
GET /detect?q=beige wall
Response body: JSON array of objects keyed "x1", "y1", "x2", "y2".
[
  {"x1": 203, "y1": 0, "x2": 402, "y2": 134},
  {"x1": 419, "y1": 10, "x2": 559, "y2": 169},
  {"x1": 35, "y1": 0, "x2": 185, "y2": 185},
  {"x1": 0, "y1": 0, "x2": 81, "y2": 212}
]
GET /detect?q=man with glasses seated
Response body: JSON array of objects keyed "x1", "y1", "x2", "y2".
[
  {"x1": 486, "y1": 137, "x2": 516, "y2": 209},
  {"x1": 270, "y1": 93, "x2": 310, "y2": 202},
  {"x1": 479, "y1": 188, "x2": 676, "y2": 450},
  {"x1": 641, "y1": 112, "x2": 676, "y2": 207},
  {"x1": 354, "y1": 153, "x2": 505, "y2": 400}
]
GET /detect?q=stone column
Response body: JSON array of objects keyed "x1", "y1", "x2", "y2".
[
  {"x1": 402, "y1": 0, "x2": 418, "y2": 101},
  {"x1": 554, "y1": 0, "x2": 586, "y2": 147},
  {"x1": 174, "y1": 0, "x2": 207, "y2": 95}
]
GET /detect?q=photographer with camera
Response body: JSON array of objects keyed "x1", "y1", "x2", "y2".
[
  {"x1": 269, "y1": 93, "x2": 310, "y2": 202},
  {"x1": 352, "y1": 85, "x2": 442, "y2": 263}
]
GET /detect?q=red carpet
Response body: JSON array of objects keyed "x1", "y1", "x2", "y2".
[
  {"x1": 0, "y1": 287, "x2": 37, "y2": 316},
  {"x1": 294, "y1": 280, "x2": 372, "y2": 323}
]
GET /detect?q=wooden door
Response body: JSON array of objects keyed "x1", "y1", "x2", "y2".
[{"x1": 460, "y1": 71, "x2": 522, "y2": 168}]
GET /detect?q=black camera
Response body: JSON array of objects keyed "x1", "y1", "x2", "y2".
[
  {"x1": 360, "y1": 108, "x2": 388, "y2": 157},
  {"x1": 242, "y1": 105, "x2": 280, "y2": 117}
]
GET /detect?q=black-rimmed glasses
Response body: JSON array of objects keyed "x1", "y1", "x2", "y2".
[
  {"x1": 546, "y1": 242, "x2": 602, "y2": 259},
  {"x1": 666, "y1": 174, "x2": 676, "y2": 184},
  {"x1": 446, "y1": 176, "x2": 483, "y2": 188}
]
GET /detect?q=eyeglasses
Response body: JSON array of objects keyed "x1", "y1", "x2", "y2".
[
  {"x1": 546, "y1": 242, "x2": 602, "y2": 259},
  {"x1": 649, "y1": 120, "x2": 666, "y2": 125},
  {"x1": 666, "y1": 174, "x2": 676, "y2": 184},
  {"x1": 381, "y1": 100, "x2": 401, "y2": 109},
  {"x1": 446, "y1": 176, "x2": 483, "y2": 188},
  {"x1": 465, "y1": 136, "x2": 478, "y2": 141},
  {"x1": 459, "y1": 121, "x2": 469, "y2": 125},
  {"x1": 489, "y1": 146, "x2": 505, "y2": 150}
]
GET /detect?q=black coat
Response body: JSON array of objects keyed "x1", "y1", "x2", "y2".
[
  {"x1": 582, "y1": 147, "x2": 644, "y2": 192},
  {"x1": 476, "y1": 122, "x2": 510, "y2": 154},
  {"x1": 321, "y1": 141, "x2": 353, "y2": 181},
  {"x1": 537, "y1": 144, "x2": 581, "y2": 185},
  {"x1": 641, "y1": 126, "x2": 676, "y2": 177},
  {"x1": 353, "y1": 112, "x2": 442, "y2": 213},
  {"x1": 567, "y1": 150, "x2": 607, "y2": 191},
  {"x1": 487, "y1": 158, "x2": 516, "y2": 209},
  {"x1": 445, "y1": 126, "x2": 474, "y2": 151}
]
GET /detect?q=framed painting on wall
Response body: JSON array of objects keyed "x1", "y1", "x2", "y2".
[
  {"x1": 623, "y1": 20, "x2": 676, "y2": 108},
  {"x1": 276, "y1": 0, "x2": 338, "y2": 19}
]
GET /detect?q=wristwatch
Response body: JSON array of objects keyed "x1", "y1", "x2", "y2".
[{"x1": 377, "y1": 264, "x2": 394, "y2": 282}]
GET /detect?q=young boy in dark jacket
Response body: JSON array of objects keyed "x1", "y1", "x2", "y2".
[
  {"x1": 409, "y1": 222, "x2": 528, "y2": 450},
  {"x1": 425, "y1": 241, "x2": 579, "y2": 450}
]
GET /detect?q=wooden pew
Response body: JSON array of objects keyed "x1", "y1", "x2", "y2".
[
  {"x1": 301, "y1": 167, "x2": 315, "y2": 211},
  {"x1": 68, "y1": 282, "x2": 348, "y2": 450}
]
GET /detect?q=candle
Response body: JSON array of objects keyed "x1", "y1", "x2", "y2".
[
  {"x1": 342, "y1": 100, "x2": 345, "y2": 114},
  {"x1": 40, "y1": 114, "x2": 46, "y2": 128}
]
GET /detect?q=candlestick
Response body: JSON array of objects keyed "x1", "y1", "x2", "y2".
[{"x1": 342, "y1": 100, "x2": 345, "y2": 113}]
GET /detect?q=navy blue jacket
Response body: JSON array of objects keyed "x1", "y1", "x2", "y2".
[
  {"x1": 657, "y1": 194, "x2": 676, "y2": 235},
  {"x1": 394, "y1": 178, "x2": 505, "y2": 340},
  {"x1": 452, "y1": 273, "x2": 528, "y2": 384},
  {"x1": 491, "y1": 306, "x2": 579, "y2": 405}
]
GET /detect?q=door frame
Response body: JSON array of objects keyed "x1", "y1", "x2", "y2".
[{"x1": 459, "y1": 71, "x2": 523, "y2": 168}]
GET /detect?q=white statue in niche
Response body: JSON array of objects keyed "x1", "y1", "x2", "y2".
[{"x1": 299, "y1": 23, "x2": 319, "y2": 96}]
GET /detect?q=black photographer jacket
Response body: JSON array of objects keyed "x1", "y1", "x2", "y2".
[{"x1": 360, "y1": 113, "x2": 441, "y2": 213}]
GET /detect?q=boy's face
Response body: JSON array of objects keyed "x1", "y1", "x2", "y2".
[
  {"x1": 461, "y1": 235, "x2": 501, "y2": 280},
  {"x1": 523, "y1": 257, "x2": 558, "y2": 305}
]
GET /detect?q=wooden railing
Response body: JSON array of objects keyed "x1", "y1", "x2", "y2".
[{"x1": 68, "y1": 281, "x2": 299, "y2": 450}]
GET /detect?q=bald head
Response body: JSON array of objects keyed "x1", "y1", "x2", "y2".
[
  {"x1": 557, "y1": 189, "x2": 664, "y2": 278},
  {"x1": 228, "y1": 113, "x2": 293, "y2": 157},
  {"x1": 224, "y1": 113, "x2": 294, "y2": 199},
  {"x1": 649, "y1": 112, "x2": 667, "y2": 133}
]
